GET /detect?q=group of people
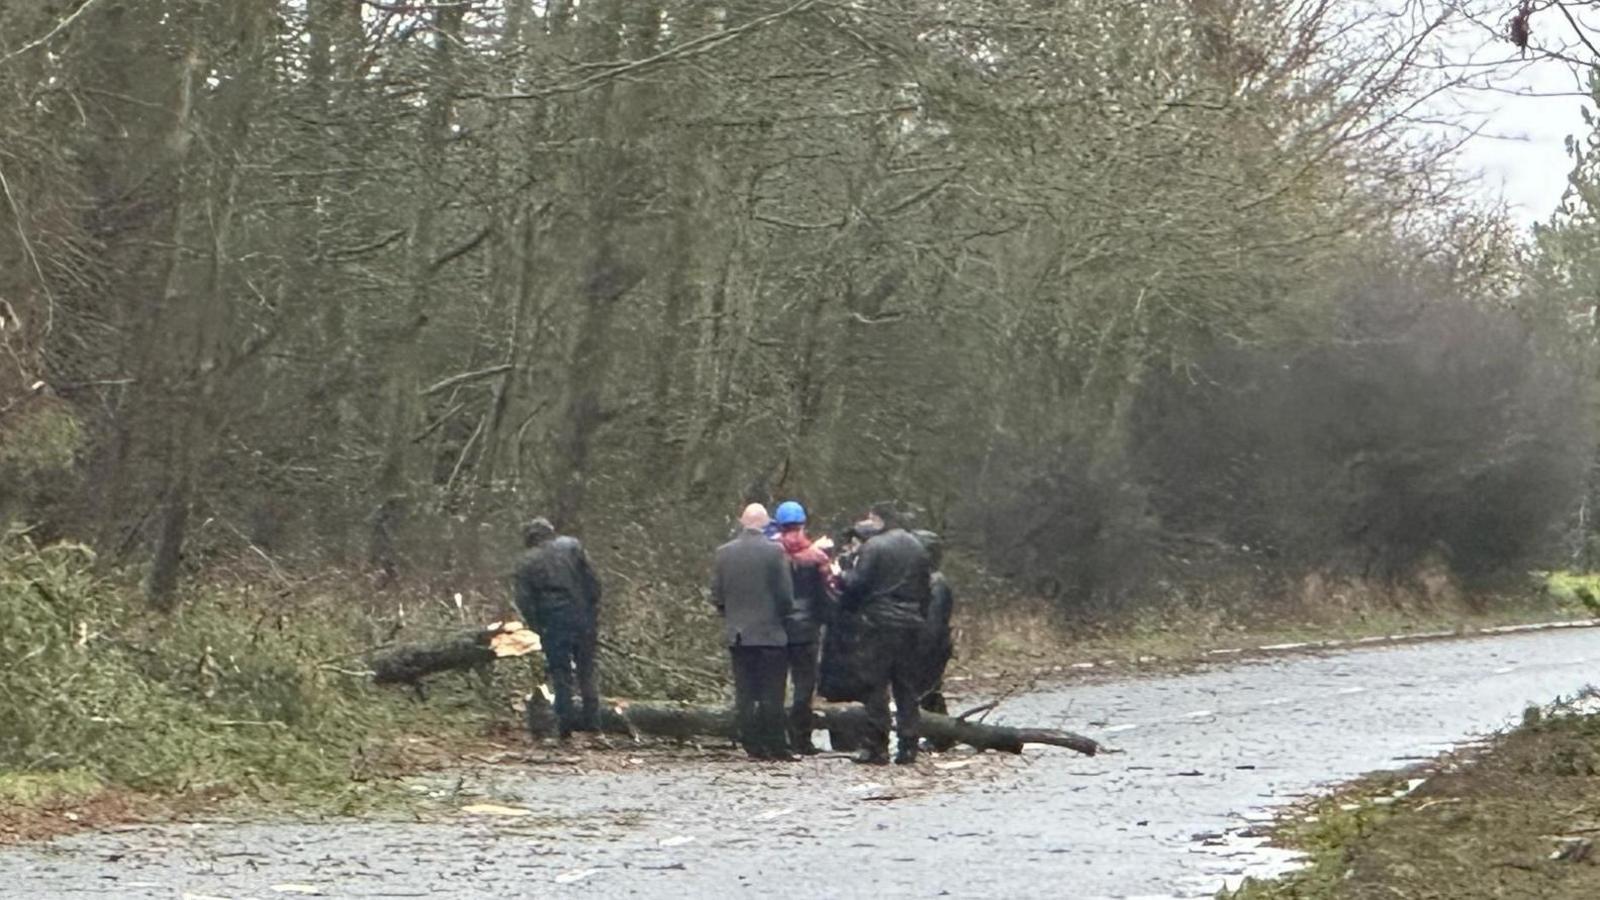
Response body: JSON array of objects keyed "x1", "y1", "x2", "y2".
[
  {"x1": 712, "y1": 501, "x2": 955, "y2": 764},
  {"x1": 509, "y1": 501, "x2": 956, "y2": 766}
]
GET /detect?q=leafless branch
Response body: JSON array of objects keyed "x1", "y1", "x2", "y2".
[
  {"x1": 421, "y1": 364, "x2": 514, "y2": 396},
  {"x1": 0, "y1": 0, "x2": 109, "y2": 66}
]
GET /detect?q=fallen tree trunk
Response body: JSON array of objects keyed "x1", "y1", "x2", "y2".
[
  {"x1": 370, "y1": 623, "x2": 1098, "y2": 756},
  {"x1": 551, "y1": 700, "x2": 1098, "y2": 756},
  {"x1": 370, "y1": 621, "x2": 540, "y2": 685},
  {"x1": 818, "y1": 703, "x2": 1100, "y2": 756}
]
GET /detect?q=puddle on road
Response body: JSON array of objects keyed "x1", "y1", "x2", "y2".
[{"x1": 1174, "y1": 827, "x2": 1310, "y2": 898}]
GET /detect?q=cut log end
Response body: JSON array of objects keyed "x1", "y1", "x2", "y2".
[
  {"x1": 371, "y1": 621, "x2": 539, "y2": 685},
  {"x1": 488, "y1": 622, "x2": 541, "y2": 657}
]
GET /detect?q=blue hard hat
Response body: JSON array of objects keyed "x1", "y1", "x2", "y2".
[{"x1": 774, "y1": 501, "x2": 807, "y2": 526}]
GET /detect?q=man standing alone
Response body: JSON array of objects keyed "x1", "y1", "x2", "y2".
[
  {"x1": 512, "y1": 517, "x2": 603, "y2": 739},
  {"x1": 711, "y1": 503, "x2": 796, "y2": 760}
]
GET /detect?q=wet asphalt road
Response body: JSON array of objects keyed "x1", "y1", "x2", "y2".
[{"x1": 5, "y1": 627, "x2": 1600, "y2": 900}]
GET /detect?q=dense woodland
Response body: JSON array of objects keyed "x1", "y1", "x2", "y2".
[{"x1": 4, "y1": 0, "x2": 1600, "y2": 619}]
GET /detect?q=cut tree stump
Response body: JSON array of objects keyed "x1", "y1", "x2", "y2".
[
  {"x1": 533, "y1": 699, "x2": 1098, "y2": 756},
  {"x1": 370, "y1": 621, "x2": 540, "y2": 686}
]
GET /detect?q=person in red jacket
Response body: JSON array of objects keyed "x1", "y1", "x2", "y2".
[{"x1": 772, "y1": 500, "x2": 835, "y2": 754}]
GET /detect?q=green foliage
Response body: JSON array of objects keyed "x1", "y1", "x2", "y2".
[
  {"x1": 1224, "y1": 706, "x2": 1600, "y2": 900},
  {"x1": 0, "y1": 769, "x2": 103, "y2": 808},
  {"x1": 0, "y1": 529, "x2": 506, "y2": 796},
  {"x1": 1220, "y1": 779, "x2": 1404, "y2": 900},
  {"x1": 0, "y1": 403, "x2": 82, "y2": 482},
  {"x1": 1539, "y1": 571, "x2": 1600, "y2": 615}
]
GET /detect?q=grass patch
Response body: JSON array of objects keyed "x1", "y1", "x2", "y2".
[
  {"x1": 1224, "y1": 699, "x2": 1600, "y2": 899},
  {"x1": 951, "y1": 569, "x2": 1592, "y2": 678},
  {"x1": 1542, "y1": 570, "x2": 1600, "y2": 616},
  {"x1": 947, "y1": 592, "x2": 1587, "y2": 675},
  {"x1": 0, "y1": 769, "x2": 104, "y2": 808},
  {"x1": 0, "y1": 529, "x2": 525, "y2": 827}
]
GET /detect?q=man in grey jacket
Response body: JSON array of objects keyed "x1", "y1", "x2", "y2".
[{"x1": 711, "y1": 503, "x2": 796, "y2": 760}]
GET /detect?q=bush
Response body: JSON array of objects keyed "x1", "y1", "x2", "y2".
[
  {"x1": 1133, "y1": 282, "x2": 1589, "y2": 584},
  {"x1": 0, "y1": 529, "x2": 508, "y2": 794},
  {"x1": 964, "y1": 277, "x2": 1591, "y2": 617}
]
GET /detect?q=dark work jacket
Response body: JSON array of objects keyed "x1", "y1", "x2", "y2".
[
  {"x1": 784, "y1": 560, "x2": 833, "y2": 645},
  {"x1": 927, "y1": 572, "x2": 954, "y2": 633},
  {"x1": 838, "y1": 528, "x2": 931, "y2": 631},
  {"x1": 711, "y1": 529, "x2": 794, "y2": 648},
  {"x1": 911, "y1": 572, "x2": 956, "y2": 694},
  {"x1": 513, "y1": 536, "x2": 602, "y2": 635}
]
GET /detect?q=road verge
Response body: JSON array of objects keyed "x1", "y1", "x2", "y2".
[{"x1": 1223, "y1": 694, "x2": 1600, "y2": 899}]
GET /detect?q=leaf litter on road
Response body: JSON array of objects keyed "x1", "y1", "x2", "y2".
[{"x1": 459, "y1": 803, "x2": 534, "y2": 817}]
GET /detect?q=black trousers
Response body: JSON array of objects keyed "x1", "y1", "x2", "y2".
[
  {"x1": 543, "y1": 627, "x2": 600, "y2": 736},
  {"x1": 861, "y1": 627, "x2": 923, "y2": 756},
  {"x1": 730, "y1": 645, "x2": 789, "y2": 758},
  {"x1": 786, "y1": 642, "x2": 820, "y2": 750}
]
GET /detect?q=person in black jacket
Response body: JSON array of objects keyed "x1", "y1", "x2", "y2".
[
  {"x1": 913, "y1": 530, "x2": 956, "y2": 751},
  {"x1": 837, "y1": 511, "x2": 932, "y2": 765},
  {"x1": 512, "y1": 517, "x2": 603, "y2": 739},
  {"x1": 711, "y1": 503, "x2": 797, "y2": 760}
]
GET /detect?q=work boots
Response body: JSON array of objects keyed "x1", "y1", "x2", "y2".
[{"x1": 893, "y1": 745, "x2": 918, "y2": 766}]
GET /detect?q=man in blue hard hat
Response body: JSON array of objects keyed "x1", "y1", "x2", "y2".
[{"x1": 773, "y1": 500, "x2": 835, "y2": 755}]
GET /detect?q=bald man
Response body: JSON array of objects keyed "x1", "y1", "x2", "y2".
[{"x1": 710, "y1": 504, "x2": 796, "y2": 760}]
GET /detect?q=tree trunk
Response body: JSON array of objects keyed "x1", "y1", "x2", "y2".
[
  {"x1": 142, "y1": 465, "x2": 191, "y2": 608},
  {"x1": 141, "y1": 1, "x2": 273, "y2": 609},
  {"x1": 369, "y1": 1, "x2": 467, "y2": 574},
  {"x1": 363, "y1": 623, "x2": 1099, "y2": 756},
  {"x1": 549, "y1": 0, "x2": 636, "y2": 532},
  {"x1": 369, "y1": 621, "x2": 540, "y2": 686},
  {"x1": 565, "y1": 700, "x2": 1099, "y2": 757}
]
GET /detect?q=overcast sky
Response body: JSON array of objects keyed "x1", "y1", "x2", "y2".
[
  {"x1": 1434, "y1": 5, "x2": 1600, "y2": 229},
  {"x1": 1453, "y1": 61, "x2": 1591, "y2": 227}
]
